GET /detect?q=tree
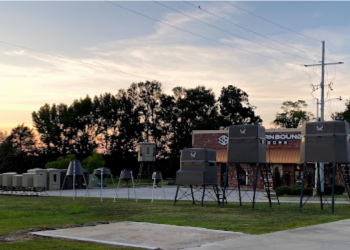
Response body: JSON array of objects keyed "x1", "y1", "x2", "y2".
[
  {"x1": 0, "y1": 130, "x2": 7, "y2": 145},
  {"x1": 45, "y1": 154, "x2": 76, "y2": 169},
  {"x1": 9, "y1": 124, "x2": 35, "y2": 153},
  {"x1": 82, "y1": 149, "x2": 105, "y2": 174},
  {"x1": 158, "y1": 86, "x2": 221, "y2": 176},
  {"x1": 218, "y1": 85, "x2": 262, "y2": 127},
  {"x1": 272, "y1": 100, "x2": 314, "y2": 128},
  {"x1": 333, "y1": 100, "x2": 350, "y2": 122}
]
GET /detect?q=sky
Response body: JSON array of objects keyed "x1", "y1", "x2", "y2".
[{"x1": 0, "y1": 1, "x2": 349, "y2": 134}]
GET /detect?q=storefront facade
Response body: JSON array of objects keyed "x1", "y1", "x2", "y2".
[{"x1": 192, "y1": 128, "x2": 316, "y2": 188}]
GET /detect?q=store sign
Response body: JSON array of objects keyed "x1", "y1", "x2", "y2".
[
  {"x1": 266, "y1": 133, "x2": 302, "y2": 145},
  {"x1": 217, "y1": 133, "x2": 301, "y2": 146}
]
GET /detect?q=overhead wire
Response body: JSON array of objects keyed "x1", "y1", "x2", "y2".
[
  {"x1": 184, "y1": 1, "x2": 325, "y2": 62},
  {"x1": 106, "y1": 1, "x2": 304, "y2": 65},
  {"x1": 0, "y1": 40, "x2": 175, "y2": 85},
  {"x1": 155, "y1": 1, "x2": 317, "y2": 62},
  {"x1": 225, "y1": 1, "x2": 321, "y2": 43}
]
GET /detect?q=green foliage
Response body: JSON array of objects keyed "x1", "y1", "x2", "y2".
[
  {"x1": 45, "y1": 154, "x2": 76, "y2": 169},
  {"x1": 333, "y1": 100, "x2": 350, "y2": 123},
  {"x1": 82, "y1": 149, "x2": 105, "y2": 173},
  {"x1": 273, "y1": 100, "x2": 314, "y2": 128},
  {"x1": 335, "y1": 185, "x2": 345, "y2": 195},
  {"x1": 291, "y1": 185, "x2": 302, "y2": 195},
  {"x1": 218, "y1": 85, "x2": 262, "y2": 126},
  {"x1": 276, "y1": 186, "x2": 292, "y2": 196},
  {"x1": 303, "y1": 188, "x2": 313, "y2": 196}
]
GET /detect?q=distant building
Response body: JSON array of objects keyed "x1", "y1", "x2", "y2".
[{"x1": 192, "y1": 128, "x2": 315, "y2": 188}]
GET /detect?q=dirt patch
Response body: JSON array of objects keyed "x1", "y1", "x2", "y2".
[{"x1": 0, "y1": 222, "x2": 110, "y2": 243}]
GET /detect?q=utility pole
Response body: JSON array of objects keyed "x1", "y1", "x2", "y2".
[{"x1": 304, "y1": 41, "x2": 344, "y2": 193}]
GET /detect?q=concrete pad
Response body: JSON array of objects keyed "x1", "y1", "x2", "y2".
[
  {"x1": 183, "y1": 219, "x2": 350, "y2": 250},
  {"x1": 32, "y1": 222, "x2": 244, "y2": 250}
]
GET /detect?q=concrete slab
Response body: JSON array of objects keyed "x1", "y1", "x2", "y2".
[
  {"x1": 183, "y1": 219, "x2": 350, "y2": 250},
  {"x1": 32, "y1": 222, "x2": 244, "y2": 250}
]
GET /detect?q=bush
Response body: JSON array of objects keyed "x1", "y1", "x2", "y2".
[
  {"x1": 291, "y1": 185, "x2": 302, "y2": 195},
  {"x1": 276, "y1": 186, "x2": 292, "y2": 196},
  {"x1": 323, "y1": 186, "x2": 332, "y2": 195},
  {"x1": 303, "y1": 188, "x2": 313, "y2": 196},
  {"x1": 335, "y1": 185, "x2": 345, "y2": 195},
  {"x1": 82, "y1": 149, "x2": 105, "y2": 174},
  {"x1": 45, "y1": 154, "x2": 76, "y2": 169}
]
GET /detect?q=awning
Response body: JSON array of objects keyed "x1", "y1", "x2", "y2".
[{"x1": 215, "y1": 148, "x2": 300, "y2": 164}]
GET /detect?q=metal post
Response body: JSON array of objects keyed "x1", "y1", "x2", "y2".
[
  {"x1": 73, "y1": 163, "x2": 76, "y2": 201},
  {"x1": 190, "y1": 185, "x2": 195, "y2": 204},
  {"x1": 131, "y1": 172, "x2": 137, "y2": 202},
  {"x1": 113, "y1": 174, "x2": 122, "y2": 202},
  {"x1": 100, "y1": 168, "x2": 103, "y2": 203},
  {"x1": 299, "y1": 163, "x2": 306, "y2": 213},
  {"x1": 174, "y1": 185, "x2": 180, "y2": 205},
  {"x1": 151, "y1": 177, "x2": 156, "y2": 203},
  {"x1": 236, "y1": 163, "x2": 242, "y2": 206},
  {"x1": 331, "y1": 163, "x2": 336, "y2": 214},
  {"x1": 221, "y1": 162, "x2": 229, "y2": 207},
  {"x1": 201, "y1": 185, "x2": 206, "y2": 207},
  {"x1": 318, "y1": 163, "x2": 324, "y2": 210},
  {"x1": 252, "y1": 163, "x2": 259, "y2": 210}
]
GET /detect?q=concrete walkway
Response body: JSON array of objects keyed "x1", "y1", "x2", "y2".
[
  {"x1": 183, "y1": 219, "x2": 350, "y2": 250},
  {"x1": 32, "y1": 220, "x2": 350, "y2": 250},
  {"x1": 32, "y1": 222, "x2": 244, "y2": 250}
]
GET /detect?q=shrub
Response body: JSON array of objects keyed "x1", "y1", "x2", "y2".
[
  {"x1": 335, "y1": 185, "x2": 345, "y2": 195},
  {"x1": 323, "y1": 186, "x2": 332, "y2": 195},
  {"x1": 291, "y1": 185, "x2": 302, "y2": 195},
  {"x1": 276, "y1": 186, "x2": 292, "y2": 196},
  {"x1": 303, "y1": 188, "x2": 313, "y2": 196},
  {"x1": 45, "y1": 154, "x2": 76, "y2": 169},
  {"x1": 82, "y1": 149, "x2": 105, "y2": 174}
]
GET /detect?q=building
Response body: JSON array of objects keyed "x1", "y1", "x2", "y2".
[{"x1": 192, "y1": 128, "x2": 316, "y2": 188}]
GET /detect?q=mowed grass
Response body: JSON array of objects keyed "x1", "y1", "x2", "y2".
[{"x1": 1, "y1": 195, "x2": 350, "y2": 249}]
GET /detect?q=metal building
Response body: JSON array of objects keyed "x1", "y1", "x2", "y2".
[
  {"x1": 174, "y1": 148, "x2": 220, "y2": 206},
  {"x1": 299, "y1": 121, "x2": 350, "y2": 214}
]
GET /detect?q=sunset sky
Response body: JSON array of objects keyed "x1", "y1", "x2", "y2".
[{"x1": 0, "y1": 1, "x2": 349, "y2": 134}]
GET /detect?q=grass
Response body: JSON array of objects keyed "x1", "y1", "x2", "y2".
[{"x1": 1, "y1": 195, "x2": 350, "y2": 249}]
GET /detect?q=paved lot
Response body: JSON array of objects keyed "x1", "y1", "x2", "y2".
[
  {"x1": 32, "y1": 220, "x2": 350, "y2": 250},
  {"x1": 32, "y1": 222, "x2": 244, "y2": 250},
  {"x1": 183, "y1": 219, "x2": 350, "y2": 250},
  {"x1": 47, "y1": 186, "x2": 349, "y2": 204}
]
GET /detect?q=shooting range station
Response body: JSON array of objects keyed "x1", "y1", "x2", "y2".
[
  {"x1": 60, "y1": 160, "x2": 89, "y2": 200},
  {"x1": 174, "y1": 148, "x2": 221, "y2": 206},
  {"x1": 299, "y1": 121, "x2": 350, "y2": 214},
  {"x1": 137, "y1": 142, "x2": 156, "y2": 184},
  {"x1": 85, "y1": 167, "x2": 117, "y2": 203},
  {"x1": 221, "y1": 124, "x2": 280, "y2": 208},
  {"x1": 114, "y1": 169, "x2": 137, "y2": 202}
]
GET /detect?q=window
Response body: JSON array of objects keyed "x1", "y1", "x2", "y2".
[{"x1": 146, "y1": 146, "x2": 150, "y2": 155}]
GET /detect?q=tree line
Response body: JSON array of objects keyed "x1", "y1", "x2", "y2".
[{"x1": 0, "y1": 82, "x2": 261, "y2": 176}]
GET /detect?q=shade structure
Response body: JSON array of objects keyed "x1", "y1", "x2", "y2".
[
  {"x1": 120, "y1": 169, "x2": 132, "y2": 181},
  {"x1": 93, "y1": 168, "x2": 111, "y2": 179},
  {"x1": 152, "y1": 171, "x2": 163, "y2": 180},
  {"x1": 66, "y1": 160, "x2": 84, "y2": 176}
]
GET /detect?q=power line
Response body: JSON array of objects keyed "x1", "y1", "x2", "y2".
[
  {"x1": 225, "y1": 1, "x2": 322, "y2": 43},
  {"x1": 155, "y1": 1, "x2": 317, "y2": 62},
  {"x1": 0, "y1": 40, "x2": 173, "y2": 85},
  {"x1": 106, "y1": 1, "x2": 303, "y2": 65},
  {"x1": 184, "y1": 1, "x2": 328, "y2": 62}
]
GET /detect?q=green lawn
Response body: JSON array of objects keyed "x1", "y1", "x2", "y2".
[{"x1": 1, "y1": 195, "x2": 350, "y2": 249}]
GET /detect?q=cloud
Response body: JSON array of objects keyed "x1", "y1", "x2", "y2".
[{"x1": 0, "y1": 2, "x2": 349, "y2": 132}]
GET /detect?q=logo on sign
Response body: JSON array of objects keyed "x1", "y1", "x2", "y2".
[
  {"x1": 316, "y1": 125, "x2": 323, "y2": 131},
  {"x1": 240, "y1": 128, "x2": 246, "y2": 134},
  {"x1": 190, "y1": 151, "x2": 196, "y2": 157}
]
